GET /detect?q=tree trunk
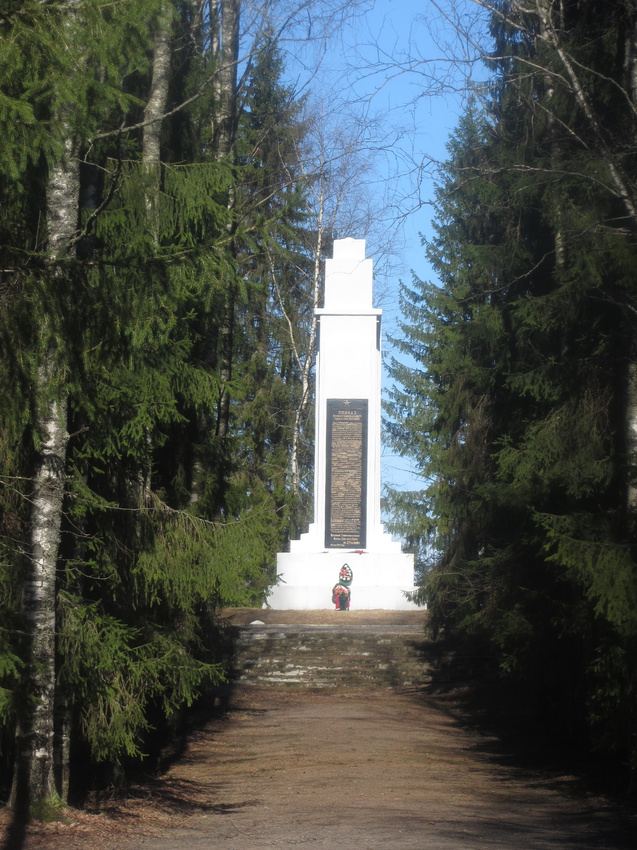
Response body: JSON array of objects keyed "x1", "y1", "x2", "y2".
[
  {"x1": 212, "y1": 0, "x2": 240, "y2": 440},
  {"x1": 530, "y1": 0, "x2": 637, "y2": 222},
  {"x1": 139, "y1": 0, "x2": 173, "y2": 498},
  {"x1": 53, "y1": 691, "x2": 72, "y2": 803},
  {"x1": 10, "y1": 106, "x2": 78, "y2": 811},
  {"x1": 289, "y1": 190, "x2": 324, "y2": 501},
  {"x1": 188, "y1": 1, "x2": 240, "y2": 498},
  {"x1": 143, "y1": 2, "x2": 172, "y2": 170},
  {"x1": 11, "y1": 378, "x2": 71, "y2": 813},
  {"x1": 626, "y1": 361, "x2": 637, "y2": 515},
  {"x1": 211, "y1": 0, "x2": 240, "y2": 163},
  {"x1": 624, "y1": 2, "x2": 637, "y2": 516}
]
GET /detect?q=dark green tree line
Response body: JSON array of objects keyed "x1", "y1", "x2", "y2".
[
  {"x1": 0, "y1": 0, "x2": 365, "y2": 816},
  {"x1": 387, "y1": 0, "x2": 637, "y2": 779}
]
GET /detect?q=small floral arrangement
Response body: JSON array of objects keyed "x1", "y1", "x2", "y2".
[
  {"x1": 339, "y1": 564, "x2": 353, "y2": 585},
  {"x1": 332, "y1": 582, "x2": 351, "y2": 609}
]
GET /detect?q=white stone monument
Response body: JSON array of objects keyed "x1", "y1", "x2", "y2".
[{"x1": 266, "y1": 238, "x2": 417, "y2": 610}]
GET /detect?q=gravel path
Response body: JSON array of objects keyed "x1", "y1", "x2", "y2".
[{"x1": 5, "y1": 686, "x2": 634, "y2": 850}]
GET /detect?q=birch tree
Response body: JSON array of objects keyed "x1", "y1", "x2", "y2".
[
  {"x1": 5, "y1": 0, "x2": 160, "y2": 813},
  {"x1": 9, "y1": 0, "x2": 82, "y2": 814},
  {"x1": 268, "y1": 100, "x2": 390, "y2": 513},
  {"x1": 1, "y1": 0, "x2": 376, "y2": 813}
]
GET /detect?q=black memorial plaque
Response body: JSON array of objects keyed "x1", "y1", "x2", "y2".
[{"x1": 325, "y1": 399, "x2": 368, "y2": 549}]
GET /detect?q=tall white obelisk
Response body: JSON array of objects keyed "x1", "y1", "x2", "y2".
[{"x1": 266, "y1": 238, "x2": 417, "y2": 610}]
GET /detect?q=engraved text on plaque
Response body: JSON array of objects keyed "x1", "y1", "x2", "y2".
[{"x1": 325, "y1": 399, "x2": 368, "y2": 548}]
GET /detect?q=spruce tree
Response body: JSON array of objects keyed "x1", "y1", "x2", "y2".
[
  {"x1": 388, "y1": 1, "x2": 637, "y2": 774},
  {"x1": 1, "y1": 0, "x2": 370, "y2": 812}
]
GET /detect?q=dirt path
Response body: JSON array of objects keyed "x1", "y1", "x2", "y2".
[{"x1": 4, "y1": 686, "x2": 634, "y2": 850}]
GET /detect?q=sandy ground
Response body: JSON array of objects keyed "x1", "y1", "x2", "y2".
[{"x1": 2, "y1": 684, "x2": 635, "y2": 850}]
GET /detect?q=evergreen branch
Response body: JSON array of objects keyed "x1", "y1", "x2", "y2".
[
  {"x1": 443, "y1": 162, "x2": 630, "y2": 208},
  {"x1": 265, "y1": 247, "x2": 304, "y2": 376},
  {"x1": 90, "y1": 63, "x2": 232, "y2": 143},
  {"x1": 1, "y1": 475, "x2": 251, "y2": 534},
  {"x1": 467, "y1": 0, "x2": 637, "y2": 223},
  {"x1": 474, "y1": 0, "x2": 637, "y2": 126},
  {"x1": 65, "y1": 155, "x2": 124, "y2": 251}
]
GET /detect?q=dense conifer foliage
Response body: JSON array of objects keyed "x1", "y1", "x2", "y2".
[
  {"x1": 387, "y1": 0, "x2": 637, "y2": 780},
  {"x1": 0, "y1": 0, "x2": 359, "y2": 815}
]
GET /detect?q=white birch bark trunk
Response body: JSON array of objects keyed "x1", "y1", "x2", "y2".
[
  {"x1": 210, "y1": 0, "x2": 239, "y2": 164},
  {"x1": 11, "y1": 388, "x2": 70, "y2": 812},
  {"x1": 265, "y1": 176, "x2": 326, "y2": 536},
  {"x1": 213, "y1": 0, "x2": 240, "y2": 440},
  {"x1": 139, "y1": 0, "x2": 173, "y2": 500},
  {"x1": 143, "y1": 3, "x2": 172, "y2": 170},
  {"x1": 484, "y1": 0, "x2": 637, "y2": 222},
  {"x1": 11, "y1": 73, "x2": 78, "y2": 810},
  {"x1": 289, "y1": 191, "x2": 324, "y2": 499},
  {"x1": 10, "y1": 0, "x2": 80, "y2": 804}
]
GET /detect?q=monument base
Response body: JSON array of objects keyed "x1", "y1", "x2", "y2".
[{"x1": 265, "y1": 550, "x2": 419, "y2": 611}]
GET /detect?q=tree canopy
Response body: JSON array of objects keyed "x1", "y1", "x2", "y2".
[
  {"x1": 0, "y1": 0, "x2": 373, "y2": 815},
  {"x1": 386, "y1": 0, "x2": 637, "y2": 781}
]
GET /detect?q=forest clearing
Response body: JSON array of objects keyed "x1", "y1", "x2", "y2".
[{"x1": 4, "y1": 0, "x2": 637, "y2": 824}]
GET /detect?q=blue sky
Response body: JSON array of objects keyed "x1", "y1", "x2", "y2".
[
  {"x1": 280, "y1": 1, "x2": 485, "y2": 503},
  {"x1": 297, "y1": 1, "x2": 468, "y2": 494}
]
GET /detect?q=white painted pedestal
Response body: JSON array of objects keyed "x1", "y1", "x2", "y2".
[{"x1": 269, "y1": 550, "x2": 417, "y2": 610}]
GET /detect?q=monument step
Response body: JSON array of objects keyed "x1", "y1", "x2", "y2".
[
  {"x1": 220, "y1": 608, "x2": 427, "y2": 627},
  {"x1": 230, "y1": 622, "x2": 432, "y2": 689}
]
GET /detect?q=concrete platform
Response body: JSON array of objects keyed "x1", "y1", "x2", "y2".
[{"x1": 219, "y1": 607, "x2": 428, "y2": 627}]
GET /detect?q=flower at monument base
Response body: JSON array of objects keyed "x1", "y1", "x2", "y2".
[
  {"x1": 332, "y1": 582, "x2": 351, "y2": 610},
  {"x1": 339, "y1": 564, "x2": 353, "y2": 586}
]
